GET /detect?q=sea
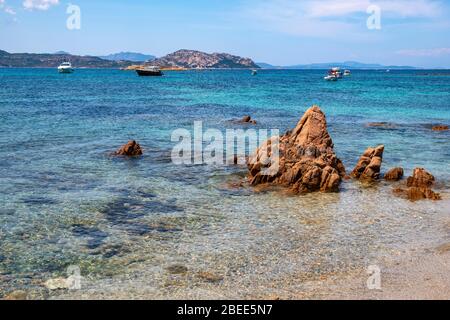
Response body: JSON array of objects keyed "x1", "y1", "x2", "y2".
[{"x1": 0, "y1": 68, "x2": 449, "y2": 299}]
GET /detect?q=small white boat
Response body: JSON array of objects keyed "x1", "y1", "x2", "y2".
[
  {"x1": 324, "y1": 74, "x2": 338, "y2": 81},
  {"x1": 344, "y1": 70, "x2": 351, "y2": 76},
  {"x1": 58, "y1": 62, "x2": 74, "y2": 73},
  {"x1": 251, "y1": 69, "x2": 258, "y2": 76}
]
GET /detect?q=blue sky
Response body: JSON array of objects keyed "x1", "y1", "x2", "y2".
[{"x1": 1, "y1": 0, "x2": 450, "y2": 67}]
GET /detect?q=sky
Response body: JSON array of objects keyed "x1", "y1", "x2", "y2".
[{"x1": 1, "y1": 0, "x2": 450, "y2": 68}]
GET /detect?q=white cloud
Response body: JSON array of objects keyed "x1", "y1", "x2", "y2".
[
  {"x1": 244, "y1": 0, "x2": 359, "y2": 37},
  {"x1": 23, "y1": 0, "x2": 59, "y2": 11},
  {"x1": 4, "y1": 6, "x2": 16, "y2": 15},
  {"x1": 306, "y1": 0, "x2": 441, "y2": 18},
  {"x1": 396, "y1": 48, "x2": 450, "y2": 56},
  {"x1": 0, "y1": 0, "x2": 16, "y2": 15},
  {"x1": 242, "y1": 0, "x2": 444, "y2": 37}
]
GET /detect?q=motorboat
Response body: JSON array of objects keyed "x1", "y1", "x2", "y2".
[
  {"x1": 329, "y1": 67, "x2": 343, "y2": 78},
  {"x1": 136, "y1": 66, "x2": 163, "y2": 77},
  {"x1": 324, "y1": 74, "x2": 338, "y2": 81},
  {"x1": 344, "y1": 70, "x2": 351, "y2": 76},
  {"x1": 58, "y1": 62, "x2": 74, "y2": 73},
  {"x1": 251, "y1": 69, "x2": 258, "y2": 76}
]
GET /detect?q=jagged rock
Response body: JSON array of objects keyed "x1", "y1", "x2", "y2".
[
  {"x1": 407, "y1": 168, "x2": 435, "y2": 188},
  {"x1": 350, "y1": 145, "x2": 384, "y2": 180},
  {"x1": 432, "y1": 125, "x2": 448, "y2": 131},
  {"x1": 247, "y1": 105, "x2": 346, "y2": 193},
  {"x1": 406, "y1": 187, "x2": 441, "y2": 201},
  {"x1": 394, "y1": 168, "x2": 441, "y2": 201},
  {"x1": 115, "y1": 140, "x2": 143, "y2": 156},
  {"x1": 384, "y1": 167, "x2": 404, "y2": 181}
]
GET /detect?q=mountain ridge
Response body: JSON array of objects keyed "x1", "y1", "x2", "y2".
[
  {"x1": 99, "y1": 52, "x2": 155, "y2": 62},
  {"x1": 257, "y1": 61, "x2": 417, "y2": 70},
  {"x1": 0, "y1": 50, "x2": 135, "y2": 68}
]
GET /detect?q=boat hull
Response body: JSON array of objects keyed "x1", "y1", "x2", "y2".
[
  {"x1": 136, "y1": 69, "x2": 163, "y2": 77},
  {"x1": 58, "y1": 68, "x2": 74, "y2": 74}
]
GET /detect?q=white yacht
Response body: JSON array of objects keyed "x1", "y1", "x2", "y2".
[
  {"x1": 58, "y1": 62, "x2": 74, "y2": 73},
  {"x1": 344, "y1": 70, "x2": 351, "y2": 76},
  {"x1": 324, "y1": 74, "x2": 338, "y2": 81}
]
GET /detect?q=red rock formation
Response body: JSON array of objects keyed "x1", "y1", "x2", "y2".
[
  {"x1": 384, "y1": 167, "x2": 404, "y2": 181},
  {"x1": 115, "y1": 140, "x2": 143, "y2": 156},
  {"x1": 247, "y1": 106, "x2": 345, "y2": 193},
  {"x1": 394, "y1": 168, "x2": 441, "y2": 201},
  {"x1": 432, "y1": 125, "x2": 448, "y2": 131},
  {"x1": 406, "y1": 187, "x2": 441, "y2": 201},
  {"x1": 406, "y1": 168, "x2": 435, "y2": 188},
  {"x1": 350, "y1": 145, "x2": 384, "y2": 180}
]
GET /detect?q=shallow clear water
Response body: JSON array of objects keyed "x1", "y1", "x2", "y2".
[{"x1": 0, "y1": 68, "x2": 449, "y2": 298}]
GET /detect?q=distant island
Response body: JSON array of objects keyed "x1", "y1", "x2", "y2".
[
  {"x1": 99, "y1": 52, "x2": 156, "y2": 62},
  {"x1": 0, "y1": 50, "x2": 134, "y2": 68},
  {"x1": 257, "y1": 61, "x2": 416, "y2": 70},
  {"x1": 0, "y1": 49, "x2": 259, "y2": 69},
  {"x1": 148, "y1": 50, "x2": 260, "y2": 69},
  {"x1": 0, "y1": 49, "x2": 417, "y2": 70}
]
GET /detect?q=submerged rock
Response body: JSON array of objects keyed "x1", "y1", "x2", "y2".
[
  {"x1": 394, "y1": 168, "x2": 441, "y2": 201},
  {"x1": 239, "y1": 115, "x2": 257, "y2": 124},
  {"x1": 406, "y1": 187, "x2": 441, "y2": 201},
  {"x1": 44, "y1": 278, "x2": 70, "y2": 290},
  {"x1": 350, "y1": 145, "x2": 384, "y2": 181},
  {"x1": 247, "y1": 105, "x2": 346, "y2": 193},
  {"x1": 197, "y1": 271, "x2": 224, "y2": 283},
  {"x1": 436, "y1": 243, "x2": 450, "y2": 254},
  {"x1": 242, "y1": 115, "x2": 251, "y2": 122},
  {"x1": 431, "y1": 125, "x2": 448, "y2": 131},
  {"x1": 114, "y1": 140, "x2": 143, "y2": 156},
  {"x1": 366, "y1": 122, "x2": 397, "y2": 129},
  {"x1": 4, "y1": 290, "x2": 28, "y2": 300},
  {"x1": 166, "y1": 264, "x2": 188, "y2": 275},
  {"x1": 384, "y1": 167, "x2": 404, "y2": 181}
]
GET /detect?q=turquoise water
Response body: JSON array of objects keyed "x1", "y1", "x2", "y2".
[{"x1": 0, "y1": 68, "x2": 449, "y2": 298}]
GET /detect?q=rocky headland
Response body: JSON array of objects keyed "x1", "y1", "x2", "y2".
[{"x1": 148, "y1": 49, "x2": 260, "y2": 69}]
